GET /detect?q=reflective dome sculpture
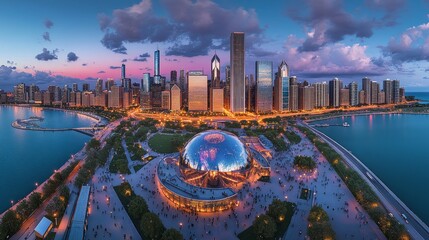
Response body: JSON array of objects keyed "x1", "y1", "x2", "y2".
[{"x1": 179, "y1": 130, "x2": 252, "y2": 187}]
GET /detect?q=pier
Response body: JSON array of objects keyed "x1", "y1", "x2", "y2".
[{"x1": 11, "y1": 117, "x2": 104, "y2": 136}]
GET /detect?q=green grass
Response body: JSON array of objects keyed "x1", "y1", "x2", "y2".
[
  {"x1": 238, "y1": 201, "x2": 296, "y2": 240},
  {"x1": 148, "y1": 133, "x2": 194, "y2": 153},
  {"x1": 133, "y1": 164, "x2": 144, "y2": 172}
]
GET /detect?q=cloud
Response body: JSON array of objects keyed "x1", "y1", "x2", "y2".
[
  {"x1": 287, "y1": 0, "x2": 399, "y2": 52},
  {"x1": 110, "y1": 66, "x2": 121, "y2": 69},
  {"x1": 97, "y1": 70, "x2": 106, "y2": 73},
  {"x1": 381, "y1": 21, "x2": 429, "y2": 64},
  {"x1": 35, "y1": 48, "x2": 58, "y2": 61},
  {"x1": 98, "y1": 0, "x2": 174, "y2": 54},
  {"x1": 44, "y1": 19, "x2": 53, "y2": 29},
  {"x1": 99, "y1": 0, "x2": 264, "y2": 57},
  {"x1": 42, "y1": 32, "x2": 51, "y2": 42},
  {"x1": 121, "y1": 59, "x2": 127, "y2": 62},
  {"x1": 82, "y1": 63, "x2": 87, "y2": 66},
  {"x1": 67, "y1": 52, "x2": 79, "y2": 62},
  {"x1": 6, "y1": 60, "x2": 16, "y2": 65},
  {"x1": 133, "y1": 52, "x2": 150, "y2": 61},
  {"x1": 280, "y1": 36, "x2": 386, "y2": 78},
  {"x1": 0, "y1": 65, "x2": 85, "y2": 90},
  {"x1": 165, "y1": 58, "x2": 178, "y2": 62}
]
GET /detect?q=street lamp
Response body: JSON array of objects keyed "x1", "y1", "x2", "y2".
[{"x1": 53, "y1": 212, "x2": 58, "y2": 226}]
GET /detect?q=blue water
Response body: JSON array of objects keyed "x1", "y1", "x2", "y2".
[
  {"x1": 0, "y1": 106, "x2": 94, "y2": 212},
  {"x1": 406, "y1": 92, "x2": 429, "y2": 103},
  {"x1": 315, "y1": 114, "x2": 429, "y2": 225}
]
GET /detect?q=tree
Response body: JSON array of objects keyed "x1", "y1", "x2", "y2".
[
  {"x1": 161, "y1": 228, "x2": 183, "y2": 240},
  {"x1": 128, "y1": 196, "x2": 148, "y2": 220},
  {"x1": 16, "y1": 200, "x2": 30, "y2": 219},
  {"x1": 253, "y1": 214, "x2": 277, "y2": 240},
  {"x1": 267, "y1": 199, "x2": 288, "y2": 224},
  {"x1": 0, "y1": 210, "x2": 22, "y2": 238},
  {"x1": 28, "y1": 192, "x2": 42, "y2": 210},
  {"x1": 86, "y1": 139, "x2": 101, "y2": 151},
  {"x1": 140, "y1": 212, "x2": 165, "y2": 240}
]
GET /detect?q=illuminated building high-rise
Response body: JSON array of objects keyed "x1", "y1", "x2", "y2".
[
  {"x1": 383, "y1": 79, "x2": 393, "y2": 104},
  {"x1": 274, "y1": 60, "x2": 289, "y2": 111},
  {"x1": 121, "y1": 64, "x2": 126, "y2": 79},
  {"x1": 289, "y1": 76, "x2": 298, "y2": 111},
  {"x1": 154, "y1": 49, "x2": 160, "y2": 76},
  {"x1": 170, "y1": 84, "x2": 181, "y2": 111},
  {"x1": 230, "y1": 32, "x2": 245, "y2": 113},
  {"x1": 314, "y1": 82, "x2": 329, "y2": 108},
  {"x1": 95, "y1": 78, "x2": 103, "y2": 96},
  {"x1": 187, "y1": 71, "x2": 208, "y2": 111},
  {"x1": 72, "y1": 83, "x2": 78, "y2": 92},
  {"x1": 255, "y1": 61, "x2": 273, "y2": 113},
  {"x1": 392, "y1": 80, "x2": 400, "y2": 103},
  {"x1": 224, "y1": 66, "x2": 231, "y2": 110},
  {"x1": 362, "y1": 77, "x2": 371, "y2": 105},
  {"x1": 371, "y1": 81, "x2": 379, "y2": 104},
  {"x1": 211, "y1": 53, "x2": 220, "y2": 88},
  {"x1": 105, "y1": 79, "x2": 115, "y2": 91},
  {"x1": 14, "y1": 83, "x2": 26, "y2": 103},
  {"x1": 141, "y1": 73, "x2": 150, "y2": 92},
  {"x1": 329, "y1": 77, "x2": 342, "y2": 107},
  {"x1": 349, "y1": 82, "x2": 358, "y2": 106},
  {"x1": 82, "y1": 83, "x2": 90, "y2": 92},
  {"x1": 170, "y1": 70, "x2": 177, "y2": 85},
  {"x1": 298, "y1": 85, "x2": 315, "y2": 111}
]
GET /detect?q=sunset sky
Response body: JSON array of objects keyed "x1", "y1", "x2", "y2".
[{"x1": 1, "y1": 0, "x2": 429, "y2": 91}]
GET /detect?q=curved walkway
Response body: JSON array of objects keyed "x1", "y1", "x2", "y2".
[{"x1": 302, "y1": 121, "x2": 429, "y2": 240}]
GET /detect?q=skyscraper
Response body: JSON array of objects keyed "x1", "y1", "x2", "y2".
[
  {"x1": 211, "y1": 53, "x2": 220, "y2": 88},
  {"x1": 314, "y1": 82, "x2": 329, "y2": 108},
  {"x1": 121, "y1": 64, "x2": 126, "y2": 79},
  {"x1": 224, "y1": 66, "x2": 231, "y2": 110},
  {"x1": 170, "y1": 70, "x2": 177, "y2": 85},
  {"x1": 141, "y1": 73, "x2": 151, "y2": 92},
  {"x1": 154, "y1": 49, "x2": 160, "y2": 76},
  {"x1": 298, "y1": 85, "x2": 315, "y2": 111},
  {"x1": 82, "y1": 83, "x2": 90, "y2": 92},
  {"x1": 72, "y1": 83, "x2": 78, "y2": 92},
  {"x1": 329, "y1": 78, "x2": 342, "y2": 107},
  {"x1": 230, "y1": 32, "x2": 245, "y2": 113},
  {"x1": 14, "y1": 83, "x2": 26, "y2": 103},
  {"x1": 362, "y1": 77, "x2": 371, "y2": 105},
  {"x1": 371, "y1": 81, "x2": 379, "y2": 104},
  {"x1": 255, "y1": 61, "x2": 273, "y2": 113},
  {"x1": 383, "y1": 79, "x2": 393, "y2": 104},
  {"x1": 105, "y1": 79, "x2": 115, "y2": 91},
  {"x1": 187, "y1": 71, "x2": 208, "y2": 111},
  {"x1": 273, "y1": 60, "x2": 289, "y2": 111},
  {"x1": 96, "y1": 78, "x2": 103, "y2": 96},
  {"x1": 392, "y1": 80, "x2": 400, "y2": 103},
  {"x1": 349, "y1": 82, "x2": 358, "y2": 106},
  {"x1": 289, "y1": 76, "x2": 298, "y2": 111},
  {"x1": 170, "y1": 84, "x2": 181, "y2": 111}
]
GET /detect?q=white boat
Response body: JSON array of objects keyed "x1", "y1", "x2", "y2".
[{"x1": 342, "y1": 122, "x2": 350, "y2": 127}]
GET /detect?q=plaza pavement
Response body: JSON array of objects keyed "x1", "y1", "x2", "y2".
[{"x1": 85, "y1": 127, "x2": 386, "y2": 240}]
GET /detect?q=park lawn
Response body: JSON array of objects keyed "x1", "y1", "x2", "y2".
[
  {"x1": 238, "y1": 201, "x2": 296, "y2": 240},
  {"x1": 148, "y1": 133, "x2": 194, "y2": 153}
]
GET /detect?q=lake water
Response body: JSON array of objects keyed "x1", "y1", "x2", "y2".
[
  {"x1": 314, "y1": 113, "x2": 429, "y2": 225},
  {"x1": 0, "y1": 106, "x2": 94, "y2": 213},
  {"x1": 406, "y1": 92, "x2": 429, "y2": 103}
]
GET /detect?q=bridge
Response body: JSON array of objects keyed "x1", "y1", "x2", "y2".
[{"x1": 11, "y1": 120, "x2": 104, "y2": 136}]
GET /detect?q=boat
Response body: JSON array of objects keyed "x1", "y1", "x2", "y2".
[{"x1": 342, "y1": 122, "x2": 350, "y2": 127}]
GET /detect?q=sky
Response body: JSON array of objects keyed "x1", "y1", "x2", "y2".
[{"x1": 1, "y1": 0, "x2": 429, "y2": 91}]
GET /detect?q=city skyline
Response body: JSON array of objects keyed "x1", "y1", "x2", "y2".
[{"x1": 2, "y1": 0, "x2": 429, "y2": 91}]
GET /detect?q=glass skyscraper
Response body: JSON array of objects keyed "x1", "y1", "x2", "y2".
[
  {"x1": 255, "y1": 61, "x2": 273, "y2": 113},
  {"x1": 230, "y1": 32, "x2": 245, "y2": 113},
  {"x1": 154, "y1": 49, "x2": 160, "y2": 76},
  {"x1": 141, "y1": 73, "x2": 150, "y2": 92},
  {"x1": 274, "y1": 60, "x2": 289, "y2": 111},
  {"x1": 211, "y1": 53, "x2": 220, "y2": 88}
]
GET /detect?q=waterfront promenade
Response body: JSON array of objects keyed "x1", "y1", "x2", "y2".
[{"x1": 302, "y1": 121, "x2": 429, "y2": 240}]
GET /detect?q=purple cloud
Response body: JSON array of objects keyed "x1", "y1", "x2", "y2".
[
  {"x1": 381, "y1": 21, "x2": 429, "y2": 64},
  {"x1": 42, "y1": 32, "x2": 51, "y2": 42},
  {"x1": 35, "y1": 48, "x2": 58, "y2": 61},
  {"x1": 99, "y1": 0, "x2": 264, "y2": 57},
  {"x1": 44, "y1": 19, "x2": 54, "y2": 29},
  {"x1": 287, "y1": 0, "x2": 400, "y2": 52},
  {"x1": 67, "y1": 52, "x2": 79, "y2": 62},
  {"x1": 98, "y1": 70, "x2": 106, "y2": 74},
  {"x1": 121, "y1": 59, "x2": 127, "y2": 63},
  {"x1": 133, "y1": 52, "x2": 150, "y2": 62},
  {"x1": 82, "y1": 63, "x2": 88, "y2": 66},
  {"x1": 110, "y1": 66, "x2": 121, "y2": 69}
]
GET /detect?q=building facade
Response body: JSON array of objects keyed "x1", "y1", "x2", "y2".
[
  {"x1": 255, "y1": 61, "x2": 273, "y2": 113},
  {"x1": 230, "y1": 32, "x2": 245, "y2": 113}
]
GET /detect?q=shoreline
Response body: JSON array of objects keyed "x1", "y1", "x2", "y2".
[
  {"x1": 305, "y1": 110, "x2": 429, "y2": 123},
  {"x1": 0, "y1": 106, "x2": 106, "y2": 218}
]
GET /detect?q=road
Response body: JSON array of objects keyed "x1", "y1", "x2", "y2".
[{"x1": 304, "y1": 122, "x2": 429, "y2": 240}]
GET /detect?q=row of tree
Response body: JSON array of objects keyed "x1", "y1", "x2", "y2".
[
  {"x1": 0, "y1": 161, "x2": 78, "y2": 239},
  {"x1": 297, "y1": 126, "x2": 410, "y2": 240},
  {"x1": 307, "y1": 205, "x2": 336, "y2": 240}
]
